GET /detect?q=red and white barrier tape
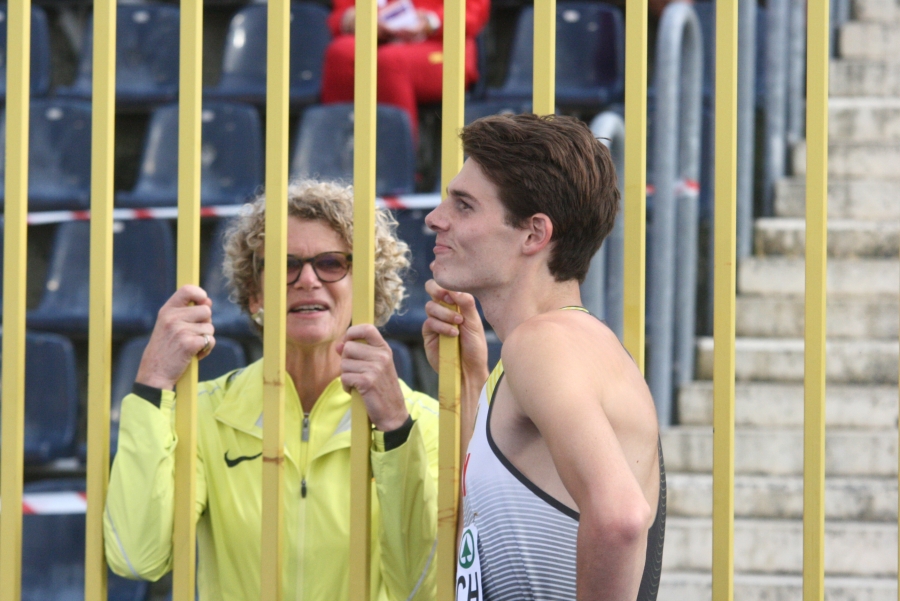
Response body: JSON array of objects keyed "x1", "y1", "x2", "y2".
[
  {"x1": 23, "y1": 194, "x2": 444, "y2": 226},
  {"x1": 0, "y1": 492, "x2": 89, "y2": 515}
]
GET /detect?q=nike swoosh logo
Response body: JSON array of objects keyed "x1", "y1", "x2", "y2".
[{"x1": 224, "y1": 451, "x2": 262, "y2": 468}]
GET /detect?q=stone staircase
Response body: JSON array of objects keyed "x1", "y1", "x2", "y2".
[{"x1": 657, "y1": 0, "x2": 900, "y2": 598}]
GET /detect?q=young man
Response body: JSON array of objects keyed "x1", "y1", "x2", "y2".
[{"x1": 422, "y1": 113, "x2": 665, "y2": 601}]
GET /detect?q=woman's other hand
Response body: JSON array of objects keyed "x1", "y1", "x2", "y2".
[
  {"x1": 338, "y1": 325, "x2": 409, "y2": 432},
  {"x1": 422, "y1": 279, "x2": 489, "y2": 390},
  {"x1": 135, "y1": 285, "x2": 216, "y2": 391}
]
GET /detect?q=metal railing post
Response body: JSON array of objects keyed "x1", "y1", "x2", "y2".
[
  {"x1": 586, "y1": 111, "x2": 626, "y2": 339},
  {"x1": 646, "y1": 1, "x2": 704, "y2": 426},
  {"x1": 763, "y1": 0, "x2": 790, "y2": 216},
  {"x1": 736, "y1": 0, "x2": 757, "y2": 259}
]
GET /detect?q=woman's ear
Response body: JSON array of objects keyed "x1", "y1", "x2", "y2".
[{"x1": 522, "y1": 213, "x2": 553, "y2": 256}]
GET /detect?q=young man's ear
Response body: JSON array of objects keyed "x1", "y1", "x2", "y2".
[{"x1": 521, "y1": 213, "x2": 553, "y2": 256}]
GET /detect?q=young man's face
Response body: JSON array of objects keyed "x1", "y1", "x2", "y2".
[{"x1": 425, "y1": 159, "x2": 526, "y2": 295}]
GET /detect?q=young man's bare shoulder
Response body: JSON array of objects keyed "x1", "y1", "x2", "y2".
[{"x1": 501, "y1": 310, "x2": 630, "y2": 377}]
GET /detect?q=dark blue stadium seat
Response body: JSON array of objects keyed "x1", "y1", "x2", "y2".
[
  {"x1": 108, "y1": 334, "x2": 247, "y2": 454},
  {"x1": 27, "y1": 220, "x2": 176, "y2": 337},
  {"x1": 205, "y1": 3, "x2": 331, "y2": 107},
  {"x1": 0, "y1": 332, "x2": 79, "y2": 464},
  {"x1": 22, "y1": 479, "x2": 149, "y2": 601},
  {"x1": 0, "y1": 99, "x2": 93, "y2": 211},
  {"x1": 0, "y1": 5, "x2": 51, "y2": 98},
  {"x1": 204, "y1": 218, "x2": 258, "y2": 339},
  {"x1": 60, "y1": 4, "x2": 180, "y2": 107},
  {"x1": 464, "y1": 100, "x2": 533, "y2": 123},
  {"x1": 117, "y1": 102, "x2": 263, "y2": 207},
  {"x1": 380, "y1": 209, "x2": 434, "y2": 340},
  {"x1": 487, "y1": 2, "x2": 625, "y2": 111},
  {"x1": 386, "y1": 338, "x2": 415, "y2": 385},
  {"x1": 291, "y1": 103, "x2": 416, "y2": 196}
]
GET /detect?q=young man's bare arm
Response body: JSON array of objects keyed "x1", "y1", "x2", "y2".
[{"x1": 502, "y1": 315, "x2": 658, "y2": 601}]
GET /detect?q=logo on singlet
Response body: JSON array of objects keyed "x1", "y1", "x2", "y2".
[{"x1": 459, "y1": 529, "x2": 476, "y2": 569}]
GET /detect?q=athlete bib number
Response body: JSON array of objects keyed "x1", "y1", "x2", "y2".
[{"x1": 456, "y1": 524, "x2": 484, "y2": 601}]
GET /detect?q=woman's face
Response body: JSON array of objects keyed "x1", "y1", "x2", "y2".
[{"x1": 249, "y1": 217, "x2": 353, "y2": 351}]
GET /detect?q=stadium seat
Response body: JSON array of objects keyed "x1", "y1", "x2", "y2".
[
  {"x1": 487, "y1": 2, "x2": 625, "y2": 111},
  {"x1": 291, "y1": 103, "x2": 416, "y2": 196},
  {"x1": 27, "y1": 220, "x2": 176, "y2": 337},
  {"x1": 204, "y1": 218, "x2": 258, "y2": 339},
  {"x1": 380, "y1": 209, "x2": 434, "y2": 340},
  {"x1": 0, "y1": 99, "x2": 93, "y2": 211},
  {"x1": 117, "y1": 102, "x2": 263, "y2": 207},
  {"x1": 0, "y1": 332, "x2": 79, "y2": 465},
  {"x1": 386, "y1": 338, "x2": 415, "y2": 385},
  {"x1": 60, "y1": 4, "x2": 180, "y2": 107},
  {"x1": 205, "y1": 2, "x2": 331, "y2": 107},
  {"x1": 464, "y1": 100, "x2": 533, "y2": 124},
  {"x1": 0, "y1": 5, "x2": 51, "y2": 98},
  {"x1": 108, "y1": 334, "x2": 247, "y2": 454},
  {"x1": 22, "y1": 479, "x2": 149, "y2": 601}
]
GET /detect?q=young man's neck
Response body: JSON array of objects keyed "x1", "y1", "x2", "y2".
[{"x1": 477, "y1": 273, "x2": 584, "y2": 342}]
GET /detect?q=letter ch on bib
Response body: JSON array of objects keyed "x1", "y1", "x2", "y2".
[{"x1": 456, "y1": 525, "x2": 484, "y2": 601}]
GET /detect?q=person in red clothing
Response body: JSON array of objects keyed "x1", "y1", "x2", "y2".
[{"x1": 321, "y1": 0, "x2": 490, "y2": 140}]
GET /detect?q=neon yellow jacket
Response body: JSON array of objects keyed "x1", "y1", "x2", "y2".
[{"x1": 104, "y1": 358, "x2": 439, "y2": 601}]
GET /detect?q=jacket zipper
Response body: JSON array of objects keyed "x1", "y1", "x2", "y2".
[{"x1": 296, "y1": 412, "x2": 311, "y2": 599}]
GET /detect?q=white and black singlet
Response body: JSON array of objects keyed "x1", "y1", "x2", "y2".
[{"x1": 460, "y1": 360, "x2": 666, "y2": 601}]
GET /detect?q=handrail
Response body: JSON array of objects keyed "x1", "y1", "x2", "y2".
[
  {"x1": 645, "y1": 1, "x2": 704, "y2": 426},
  {"x1": 584, "y1": 111, "x2": 626, "y2": 340}
]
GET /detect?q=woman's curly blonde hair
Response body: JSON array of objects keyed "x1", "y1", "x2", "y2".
[{"x1": 222, "y1": 180, "x2": 410, "y2": 327}]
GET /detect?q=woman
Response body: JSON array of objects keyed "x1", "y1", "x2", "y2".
[
  {"x1": 104, "y1": 180, "x2": 439, "y2": 601},
  {"x1": 320, "y1": 0, "x2": 490, "y2": 140}
]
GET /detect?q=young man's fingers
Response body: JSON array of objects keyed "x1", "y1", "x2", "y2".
[
  {"x1": 424, "y1": 300, "x2": 464, "y2": 325},
  {"x1": 422, "y1": 315, "x2": 460, "y2": 338}
]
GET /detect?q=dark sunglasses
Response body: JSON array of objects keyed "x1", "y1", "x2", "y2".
[{"x1": 283, "y1": 252, "x2": 352, "y2": 284}]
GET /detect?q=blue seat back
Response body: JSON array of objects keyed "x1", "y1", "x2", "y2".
[
  {"x1": 110, "y1": 335, "x2": 247, "y2": 454},
  {"x1": 464, "y1": 100, "x2": 533, "y2": 123},
  {"x1": 118, "y1": 102, "x2": 263, "y2": 207},
  {"x1": 291, "y1": 103, "x2": 416, "y2": 196},
  {"x1": 493, "y1": 2, "x2": 625, "y2": 108},
  {"x1": 214, "y1": 3, "x2": 331, "y2": 104},
  {"x1": 0, "y1": 332, "x2": 79, "y2": 464},
  {"x1": 204, "y1": 218, "x2": 257, "y2": 338},
  {"x1": 67, "y1": 4, "x2": 180, "y2": 104},
  {"x1": 0, "y1": 5, "x2": 51, "y2": 97},
  {"x1": 22, "y1": 479, "x2": 149, "y2": 601},
  {"x1": 0, "y1": 99, "x2": 93, "y2": 210},
  {"x1": 381, "y1": 209, "x2": 434, "y2": 339},
  {"x1": 28, "y1": 220, "x2": 176, "y2": 336},
  {"x1": 386, "y1": 338, "x2": 415, "y2": 385}
]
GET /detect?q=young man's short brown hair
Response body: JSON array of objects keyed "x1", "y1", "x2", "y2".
[{"x1": 460, "y1": 113, "x2": 619, "y2": 283}]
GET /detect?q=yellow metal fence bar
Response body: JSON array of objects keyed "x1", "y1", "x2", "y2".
[
  {"x1": 532, "y1": 0, "x2": 556, "y2": 115},
  {"x1": 713, "y1": 0, "x2": 739, "y2": 598},
  {"x1": 85, "y1": 0, "x2": 117, "y2": 598},
  {"x1": 437, "y1": 0, "x2": 465, "y2": 596},
  {"x1": 172, "y1": 1, "x2": 203, "y2": 599},
  {"x1": 261, "y1": 0, "x2": 291, "y2": 598},
  {"x1": 622, "y1": 0, "x2": 648, "y2": 371},
  {"x1": 0, "y1": 2, "x2": 31, "y2": 600},
  {"x1": 350, "y1": 0, "x2": 378, "y2": 597},
  {"x1": 802, "y1": 0, "x2": 829, "y2": 599}
]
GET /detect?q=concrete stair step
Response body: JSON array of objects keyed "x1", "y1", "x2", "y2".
[
  {"x1": 829, "y1": 143, "x2": 900, "y2": 178},
  {"x1": 678, "y1": 381, "x2": 898, "y2": 428},
  {"x1": 830, "y1": 98, "x2": 900, "y2": 143},
  {"x1": 839, "y1": 22, "x2": 900, "y2": 62},
  {"x1": 830, "y1": 61, "x2": 900, "y2": 97},
  {"x1": 658, "y1": 571, "x2": 897, "y2": 601},
  {"x1": 667, "y1": 473, "x2": 898, "y2": 521},
  {"x1": 774, "y1": 178, "x2": 900, "y2": 220},
  {"x1": 739, "y1": 257, "x2": 899, "y2": 296},
  {"x1": 852, "y1": 0, "x2": 900, "y2": 23},
  {"x1": 695, "y1": 337, "x2": 899, "y2": 384},
  {"x1": 661, "y1": 426, "x2": 897, "y2": 476},
  {"x1": 733, "y1": 295, "x2": 899, "y2": 339},
  {"x1": 662, "y1": 517, "x2": 898, "y2": 575},
  {"x1": 754, "y1": 218, "x2": 899, "y2": 258}
]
